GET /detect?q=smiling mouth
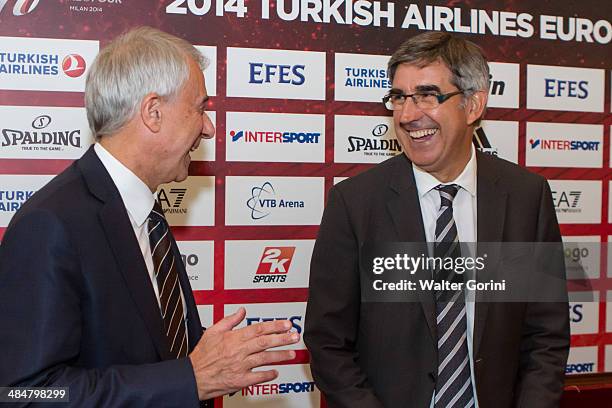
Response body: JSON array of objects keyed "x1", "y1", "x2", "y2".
[{"x1": 408, "y1": 128, "x2": 438, "y2": 140}]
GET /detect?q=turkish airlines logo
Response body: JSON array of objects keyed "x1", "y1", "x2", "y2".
[
  {"x1": 62, "y1": 54, "x2": 86, "y2": 78},
  {"x1": 253, "y1": 247, "x2": 295, "y2": 283},
  {"x1": 0, "y1": 0, "x2": 40, "y2": 16}
]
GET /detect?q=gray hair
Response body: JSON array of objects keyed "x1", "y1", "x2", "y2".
[
  {"x1": 388, "y1": 32, "x2": 490, "y2": 96},
  {"x1": 85, "y1": 26, "x2": 208, "y2": 138}
]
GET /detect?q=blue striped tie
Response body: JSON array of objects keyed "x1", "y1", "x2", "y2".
[
  {"x1": 148, "y1": 201, "x2": 188, "y2": 358},
  {"x1": 433, "y1": 184, "x2": 474, "y2": 408}
]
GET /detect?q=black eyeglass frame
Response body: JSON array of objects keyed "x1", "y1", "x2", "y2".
[{"x1": 382, "y1": 90, "x2": 466, "y2": 110}]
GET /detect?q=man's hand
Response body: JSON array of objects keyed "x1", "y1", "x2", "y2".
[{"x1": 189, "y1": 307, "x2": 300, "y2": 400}]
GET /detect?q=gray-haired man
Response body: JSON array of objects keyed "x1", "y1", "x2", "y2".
[{"x1": 0, "y1": 27, "x2": 298, "y2": 407}]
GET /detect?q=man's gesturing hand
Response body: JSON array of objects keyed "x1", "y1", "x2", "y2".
[{"x1": 189, "y1": 307, "x2": 300, "y2": 400}]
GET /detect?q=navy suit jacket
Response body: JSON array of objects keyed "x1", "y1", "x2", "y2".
[{"x1": 0, "y1": 146, "x2": 207, "y2": 407}]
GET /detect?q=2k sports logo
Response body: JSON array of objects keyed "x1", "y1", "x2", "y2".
[
  {"x1": 0, "y1": 0, "x2": 40, "y2": 15},
  {"x1": 253, "y1": 247, "x2": 295, "y2": 283}
]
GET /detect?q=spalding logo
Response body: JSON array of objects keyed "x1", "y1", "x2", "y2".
[{"x1": 0, "y1": 0, "x2": 40, "y2": 16}]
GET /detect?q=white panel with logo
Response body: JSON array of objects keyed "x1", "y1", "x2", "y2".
[
  {"x1": 0, "y1": 174, "x2": 54, "y2": 227},
  {"x1": 525, "y1": 122, "x2": 603, "y2": 168},
  {"x1": 193, "y1": 45, "x2": 217, "y2": 96},
  {"x1": 189, "y1": 111, "x2": 216, "y2": 162},
  {"x1": 0, "y1": 106, "x2": 93, "y2": 160},
  {"x1": 334, "y1": 52, "x2": 391, "y2": 102},
  {"x1": 333, "y1": 177, "x2": 348, "y2": 185},
  {"x1": 568, "y1": 291, "x2": 599, "y2": 335},
  {"x1": 224, "y1": 302, "x2": 307, "y2": 350},
  {"x1": 224, "y1": 364, "x2": 320, "y2": 408},
  {"x1": 606, "y1": 345, "x2": 612, "y2": 372},
  {"x1": 475, "y1": 120, "x2": 519, "y2": 164},
  {"x1": 225, "y1": 176, "x2": 324, "y2": 226},
  {"x1": 226, "y1": 112, "x2": 324, "y2": 163},
  {"x1": 548, "y1": 180, "x2": 601, "y2": 224},
  {"x1": 224, "y1": 240, "x2": 314, "y2": 289},
  {"x1": 157, "y1": 176, "x2": 215, "y2": 226},
  {"x1": 527, "y1": 65, "x2": 604, "y2": 112},
  {"x1": 487, "y1": 62, "x2": 520, "y2": 109},
  {"x1": 0, "y1": 36, "x2": 99, "y2": 91},
  {"x1": 562, "y1": 236, "x2": 601, "y2": 279},
  {"x1": 566, "y1": 346, "x2": 598, "y2": 375},
  {"x1": 176, "y1": 240, "x2": 214, "y2": 291},
  {"x1": 334, "y1": 114, "x2": 400, "y2": 164},
  {"x1": 226, "y1": 47, "x2": 325, "y2": 100}
]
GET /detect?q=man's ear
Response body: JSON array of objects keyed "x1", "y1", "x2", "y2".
[
  {"x1": 465, "y1": 90, "x2": 488, "y2": 126},
  {"x1": 141, "y1": 93, "x2": 162, "y2": 133}
]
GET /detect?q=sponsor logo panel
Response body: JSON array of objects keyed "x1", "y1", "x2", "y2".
[
  {"x1": 226, "y1": 112, "x2": 324, "y2": 163},
  {"x1": 606, "y1": 345, "x2": 612, "y2": 372},
  {"x1": 334, "y1": 115, "x2": 400, "y2": 164},
  {"x1": 176, "y1": 241, "x2": 214, "y2": 291},
  {"x1": 562, "y1": 236, "x2": 601, "y2": 279},
  {"x1": 568, "y1": 292, "x2": 599, "y2": 335},
  {"x1": 156, "y1": 176, "x2": 215, "y2": 226},
  {"x1": 0, "y1": 106, "x2": 93, "y2": 159},
  {"x1": 224, "y1": 364, "x2": 320, "y2": 407},
  {"x1": 224, "y1": 302, "x2": 307, "y2": 350},
  {"x1": 334, "y1": 53, "x2": 390, "y2": 102},
  {"x1": 474, "y1": 120, "x2": 519, "y2": 164},
  {"x1": 225, "y1": 176, "x2": 324, "y2": 226},
  {"x1": 526, "y1": 122, "x2": 603, "y2": 168},
  {"x1": 226, "y1": 47, "x2": 325, "y2": 100},
  {"x1": 0, "y1": 175, "x2": 54, "y2": 227},
  {"x1": 224, "y1": 240, "x2": 314, "y2": 289},
  {"x1": 0, "y1": 36, "x2": 98, "y2": 92},
  {"x1": 549, "y1": 180, "x2": 601, "y2": 224},
  {"x1": 197, "y1": 305, "x2": 214, "y2": 329},
  {"x1": 566, "y1": 346, "x2": 598, "y2": 375},
  {"x1": 194, "y1": 45, "x2": 217, "y2": 97},
  {"x1": 527, "y1": 65, "x2": 604, "y2": 112},
  {"x1": 487, "y1": 62, "x2": 520, "y2": 109},
  {"x1": 190, "y1": 111, "x2": 216, "y2": 162},
  {"x1": 333, "y1": 177, "x2": 348, "y2": 185},
  {"x1": 607, "y1": 291, "x2": 612, "y2": 332}
]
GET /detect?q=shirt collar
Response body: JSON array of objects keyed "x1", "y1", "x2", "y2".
[
  {"x1": 94, "y1": 143, "x2": 156, "y2": 227},
  {"x1": 412, "y1": 145, "x2": 477, "y2": 197}
]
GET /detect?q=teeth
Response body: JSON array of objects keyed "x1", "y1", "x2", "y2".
[{"x1": 408, "y1": 128, "x2": 437, "y2": 139}]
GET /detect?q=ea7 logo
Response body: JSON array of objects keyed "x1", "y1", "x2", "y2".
[
  {"x1": 0, "y1": 0, "x2": 40, "y2": 16},
  {"x1": 253, "y1": 247, "x2": 295, "y2": 284},
  {"x1": 158, "y1": 188, "x2": 187, "y2": 208},
  {"x1": 552, "y1": 191, "x2": 581, "y2": 208}
]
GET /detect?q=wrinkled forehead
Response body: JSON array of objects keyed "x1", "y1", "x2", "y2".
[{"x1": 391, "y1": 61, "x2": 455, "y2": 92}]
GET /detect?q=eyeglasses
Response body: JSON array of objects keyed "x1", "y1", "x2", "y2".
[{"x1": 382, "y1": 90, "x2": 465, "y2": 111}]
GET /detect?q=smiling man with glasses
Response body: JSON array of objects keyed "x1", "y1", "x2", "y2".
[{"x1": 305, "y1": 32, "x2": 569, "y2": 408}]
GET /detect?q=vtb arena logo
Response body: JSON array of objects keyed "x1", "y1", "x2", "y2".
[{"x1": 0, "y1": 0, "x2": 40, "y2": 16}]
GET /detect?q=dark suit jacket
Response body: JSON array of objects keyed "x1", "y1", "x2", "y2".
[
  {"x1": 304, "y1": 152, "x2": 570, "y2": 408},
  {"x1": 0, "y1": 146, "x2": 207, "y2": 407}
]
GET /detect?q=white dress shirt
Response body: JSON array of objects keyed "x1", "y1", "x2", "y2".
[
  {"x1": 413, "y1": 146, "x2": 479, "y2": 408},
  {"x1": 93, "y1": 144, "x2": 188, "y2": 326}
]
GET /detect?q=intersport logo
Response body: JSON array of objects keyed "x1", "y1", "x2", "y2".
[{"x1": 0, "y1": 0, "x2": 39, "y2": 16}]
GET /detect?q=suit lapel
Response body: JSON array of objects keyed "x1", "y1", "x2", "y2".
[
  {"x1": 386, "y1": 156, "x2": 436, "y2": 344},
  {"x1": 474, "y1": 152, "x2": 507, "y2": 357},
  {"x1": 77, "y1": 146, "x2": 172, "y2": 360}
]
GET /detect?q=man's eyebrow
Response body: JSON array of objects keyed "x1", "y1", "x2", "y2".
[{"x1": 414, "y1": 84, "x2": 442, "y2": 93}]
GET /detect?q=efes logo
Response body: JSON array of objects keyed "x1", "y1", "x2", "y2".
[
  {"x1": 1, "y1": 114, "x2": 82, "y2": 150},
  {"x1": 253, "y1": 247, "x2": 295, "y2": 283},
  {"x1": 552, "y1": 190, "x2": 582, "y2": 211},
  {"x1": 529, "y1": 138, "x2": 600, "y2": 151},
  {"x1": 61, "y1": 54, "x2": 86, "y2": 78},
  {"x1": 0, "y1": 0, "x2": 40, "y2": 16},
  {"x1": 246, "y1": 182, "x2": 305, "y2": 221},
  {"x1": 158, "y1": 188, "x2": 187, "y2": 214},
  {"x1": 229, "y1": 129, "x2": 320, "y2": 144},
  {"x1": 473, "y1": 127, "x2": 498, "y2": 157},
  {"x1": 347, "y1": 123, "x2": 401, "y2": 154}
]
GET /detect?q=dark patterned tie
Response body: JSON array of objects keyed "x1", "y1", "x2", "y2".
[
  {"x1": 433, "y1": 184, "x2": 474, "y2": 408},
  {"x1": 148, "y1": 201, "x2": 188, "y2": 358}
]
